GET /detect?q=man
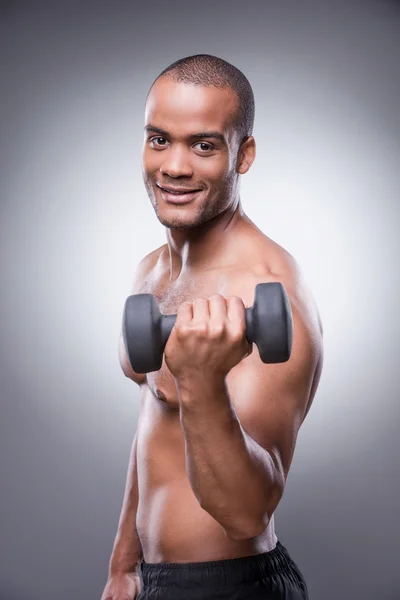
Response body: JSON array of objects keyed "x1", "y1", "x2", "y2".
[{"x1": 101, "y1": 54, "x2": 323, "y2": 600}]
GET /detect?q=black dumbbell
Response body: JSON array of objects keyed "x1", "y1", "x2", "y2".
[{"x1": 122, "y1": 282, "x2": 293, "y2": 374}]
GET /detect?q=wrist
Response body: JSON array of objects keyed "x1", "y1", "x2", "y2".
[
  {"x1": 174, "y1": 369, "x2": 226, "y2": 394},
  {"x1": 108, "y1": 560, "x2": 141, "y2": 578},
  {"x1": 175, "y1": 371, "x2": 236, "y2": 423},
  {"x1": 109, "y1": 550, "x2": 142, "y2": 577}
]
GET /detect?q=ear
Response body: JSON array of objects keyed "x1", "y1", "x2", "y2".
[{"x1": 237, "y1": 136, "x2": 256, "y2": 174}]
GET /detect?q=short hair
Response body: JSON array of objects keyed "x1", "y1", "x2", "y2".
[{"x1": 148, "y1": 54, "x2": 255, "y2": 145}]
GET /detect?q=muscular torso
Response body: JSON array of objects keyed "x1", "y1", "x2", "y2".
[{"x1": 126, "y1": 234, "x2": 320, "y2": 563}]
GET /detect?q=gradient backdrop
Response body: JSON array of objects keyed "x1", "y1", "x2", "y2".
[{"x1": 1, "y1": 1, "x2": 399, "y2": 599}]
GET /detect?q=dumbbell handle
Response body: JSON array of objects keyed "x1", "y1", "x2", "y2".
[{"x1": 159, "y1": 310, "x2": 255, "y2": 352}]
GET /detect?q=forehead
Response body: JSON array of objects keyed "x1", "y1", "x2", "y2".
[{"x1": 145, "y1": 78, "x2": 239, "y2": 136}]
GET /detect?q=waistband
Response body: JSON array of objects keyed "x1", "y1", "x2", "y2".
[{"x1": 140, "y1": 540, "x2": 293, "y2": 587}]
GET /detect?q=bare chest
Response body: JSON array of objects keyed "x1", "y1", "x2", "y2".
[{"x1": 138, "y1": 271, "x2": 239, "y2": 409}]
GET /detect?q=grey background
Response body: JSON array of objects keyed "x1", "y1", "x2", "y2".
[{"x1": 1, "y1": 1, "x2": 399, "y2": 598}]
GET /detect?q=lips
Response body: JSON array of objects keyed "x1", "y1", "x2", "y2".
[{"x1": 156, "y1": 184, "x2": 203, "y2": 204}]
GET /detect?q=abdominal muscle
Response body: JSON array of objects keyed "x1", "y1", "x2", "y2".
[{"x1": 135, "y1": 385, "x2": 277, "y2": 564}]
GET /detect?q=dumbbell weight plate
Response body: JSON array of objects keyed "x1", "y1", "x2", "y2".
[
  {"x1": 251, "y1": 282, "x2": 293, "y2": 364},
  {"x1": 122, "y1": 293, "x2": 165, "y2": 375}
]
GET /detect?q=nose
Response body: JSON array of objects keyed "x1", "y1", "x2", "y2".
[{"x1": 159, "y1": 144, "x2": 194, "y2": 179}]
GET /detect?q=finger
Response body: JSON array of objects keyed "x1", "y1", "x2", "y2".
[
  {"x1": 208, "y1": 294, "x2": 228, "y2": 325},
  {"x1": 174, "y1": 301, "x2": 193, "y2": 329},
  {"x1": 191, "y1": 297, "x2": 210, "y2": 324},
  {"x1": 226, "y1": 296, "x2": 246, "y2": 328}
]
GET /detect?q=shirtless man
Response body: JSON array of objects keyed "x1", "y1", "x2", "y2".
[{"x1": 101, "y1": 54, "x2": 323, "y2": 600}]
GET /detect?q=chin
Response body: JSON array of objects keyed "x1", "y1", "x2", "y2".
[
  {"x1": 153, "y1": 199, "x2": 218, "y2": 230},
  {"x1": 158, "y1": 217, "x2": 202, "y2": 230}
]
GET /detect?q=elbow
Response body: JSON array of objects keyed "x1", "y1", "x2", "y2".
[
  {"x1": 223, "y1": 516, "x2": 269, "y2": 541},
  {"x1": 223, "y1": 487, "x2": 282, "y2": 541}
]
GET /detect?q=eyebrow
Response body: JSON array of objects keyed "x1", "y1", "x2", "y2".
[{"x1": 144, "y1": 124, "x2": 225, "y2": 143}]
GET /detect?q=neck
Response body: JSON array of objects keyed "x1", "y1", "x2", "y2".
[{"x1": 165, "y1": 197, "x2": 248, "y2": 281}]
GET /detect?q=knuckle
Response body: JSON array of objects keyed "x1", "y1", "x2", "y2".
[
  {"x1": 209, "y1": 324, "x2": 224, "y2": 338},
  {"x1": 231, "y1": 329, "x2": 244, "y2": 343},
  {"x1": 175, "y1": 324, "x2": 190, "y2": 338},
  {"x1": 176, "y1": 301, "x2": 192, "y2": 316},
  {"x1": 194, "y1": 324, "x2": 208, "y2": 335},
  {"x1": 180, "y1": 301, "x2": 192, "y2": 309},
  {"x1": 209, "y1": 293, "x2": 223, "y2": 300}
]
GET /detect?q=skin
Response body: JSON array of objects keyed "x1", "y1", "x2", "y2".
[{"x1": 101, "y1": 75, "x2": 323, "y2": 600}]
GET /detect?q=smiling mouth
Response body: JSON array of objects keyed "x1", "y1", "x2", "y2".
[{"x1": 157, "y1": 185, "x2": 202, "y2": 195}]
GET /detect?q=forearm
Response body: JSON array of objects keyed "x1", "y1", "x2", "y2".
[
  {"x1": 177, "y1": 373, "x2": 280, "y2": 540},
  {"x1": 108, "y1": 433, "x2": 143, "y2": 575}
]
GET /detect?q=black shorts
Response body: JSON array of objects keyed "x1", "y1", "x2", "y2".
[{"x1": 136, "y1": 540, "x2": 309, "y2": 599}]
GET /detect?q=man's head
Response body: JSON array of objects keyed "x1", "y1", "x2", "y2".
[{"x1": 142, "y1": 54, "x2": 256, "y2": 230}]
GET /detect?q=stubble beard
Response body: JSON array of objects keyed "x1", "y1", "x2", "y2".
[{"x1": 145, "y1": 176, "x2": 237, "y2": 231}]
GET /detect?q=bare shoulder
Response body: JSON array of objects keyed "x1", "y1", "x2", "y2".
[
  {"x1": 236, "y1": 233, "x2": 323, "y2": 338},
  {"x1": 130, "y1": 244, "x2": 167, "y2": 294},
  {"x1": 265, "y1": 236, "x2": 322, "y2": 355},
  {"x1": 267, "y1": 237, "x2": 322, "y2": 336}
]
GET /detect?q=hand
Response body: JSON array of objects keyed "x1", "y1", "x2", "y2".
[
  {"x1": 100, "y1": 571, "x2": 141, "y2": 600},
  {"x1": 164, "y1": 294, "x2": 252, "y2": 379}
]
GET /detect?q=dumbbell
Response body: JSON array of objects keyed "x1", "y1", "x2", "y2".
[{"x1": 122, "y1": 282, "x2": 293, "y2": 374}]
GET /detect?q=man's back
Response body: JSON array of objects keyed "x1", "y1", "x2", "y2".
[{"x1": 121, "y1": 220, "x2": 323, "y2": 564}]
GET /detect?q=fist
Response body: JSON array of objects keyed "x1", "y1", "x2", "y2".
[
  {"x1": 164, "y1": 294, "x2": 252, "y2": 379},
  {"x1": 100, "y1": 572, "x2": 141, "y2": 600}
]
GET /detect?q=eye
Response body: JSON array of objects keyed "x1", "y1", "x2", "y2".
[
  {"x1": 194, "y1": 142, "x2": 214, "y2": 152},
  {"x1": 149, "y1": 136, "x2": 168, "y2": 148}
]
